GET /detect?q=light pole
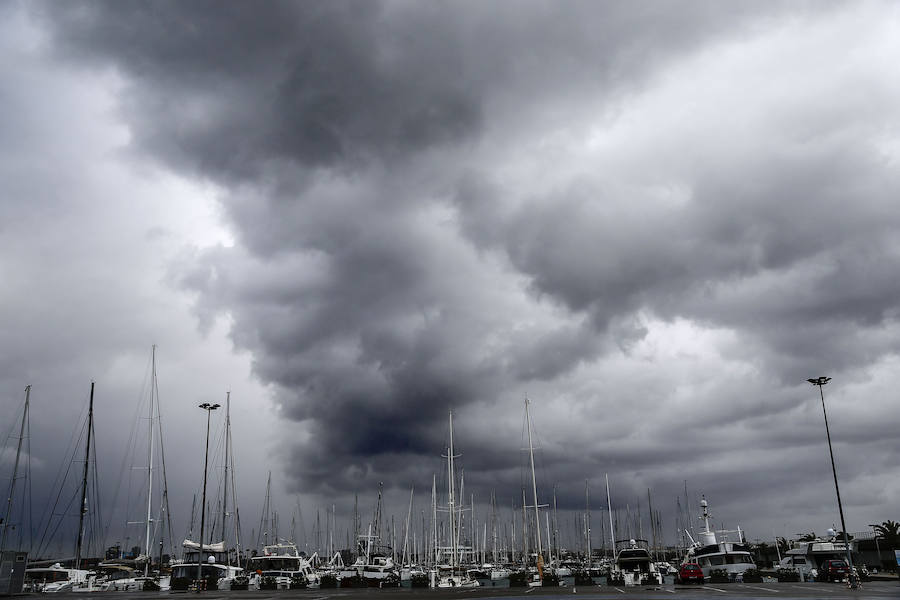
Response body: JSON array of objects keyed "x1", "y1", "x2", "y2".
[
  {"x1": 807, "y1": 376, "x2": 856, "y2": 587},
  {"x1": 197, "y1": 402, "x2": 220, "y2": 591},
  {"x1": 868, "y1": 524, "x2": 882, "y2": 572}
]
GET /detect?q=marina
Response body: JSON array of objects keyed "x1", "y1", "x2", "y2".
[
  {"x1": 4, "y1": 382, "x2": 898, "y2": 595},
  {"x1": 6, "y1": 580, "x2": 900, "y2": 598}
]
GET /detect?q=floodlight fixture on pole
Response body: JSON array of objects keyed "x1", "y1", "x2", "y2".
[
  {"x1": 196, "y1": 402, "x2": 220, "y2": 591},
  {"x1": 807, "y1": 376, "x2": 856, "y2": 587}
]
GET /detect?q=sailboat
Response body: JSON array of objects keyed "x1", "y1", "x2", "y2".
[
  {"x1": 1, "y1": 386, "x2": 31, "y2": 594},
  {"x1": 24, "y1": 383, "x2": 96, "y2": 592},
  {"x1": 338, "y1": 483, "x2": 399, "y2": 586},
  {"x1": 432, "y1": 409, "x2": 479, "y2": 588},
  {"x1": 98, "y1": 344, "x2": 181, "y2": 591},
  {"x1": 89, "y1": 347, "x2": 176, "y2": 592},
  {"x1": 521, "y1": 397, "x2": 557, "y2": 587}
]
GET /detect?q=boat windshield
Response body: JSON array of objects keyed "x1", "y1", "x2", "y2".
[
  {"x1": 105, "y1": 569, "x2": 135, "y2": 580},
  {"x1": 183, "y1": 550, "x2": 229, "y2": 564},
  {"x1": 708, "y1": 555, "x2": 754, "y2": 565},
  {"x1": 249, "y1": 557, "x2": 300, "y2": 571},
  {"x1": 171, "y1": 564, "x2": 226, "y2": 580},
  {"x1": 25, "y1": 570, "x2": 70, "y2": 583}
]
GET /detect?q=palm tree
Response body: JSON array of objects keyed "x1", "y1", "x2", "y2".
[
  {"x1": 776, "y1": 537, "x2": 791, "y2": 555},
  {"x1": 874, "y1": 520, "x2": 900, "y2": 549}
]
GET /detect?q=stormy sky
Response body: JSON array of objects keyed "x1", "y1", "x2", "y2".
[{"x1": 2, "y1": 0, "x2": 900, "y2": 557}]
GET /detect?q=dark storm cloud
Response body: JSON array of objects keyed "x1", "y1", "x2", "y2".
[
  {"x1": 39, "y1": 0, "x2": 482, "y2": 184},
  {"x1": 30, "y1": 0, "x2": 900, "y2": 538}
]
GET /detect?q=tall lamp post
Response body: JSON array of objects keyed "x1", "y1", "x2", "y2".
[
  {"x1": 807, "y1": 376, "x2": 856, "y2": 587},
  {"x1": 197, "y1": 402, "x2": 220, "y2": 591},
  {"x1": 868, "y1": 524, "x2": 882, "y2": 572}
]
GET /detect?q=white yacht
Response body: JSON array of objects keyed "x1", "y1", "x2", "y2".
[
  {"x1": 23, "y1": 563, "x2": 89, "y2": 592},
  {"x1": 610, "y1": 540, "x2": 664, "y2": 586},
  {"x1": 338, "y1": 552, "x2": 398, "y2": 586},
  {"x1": 71, "y1": 563, "x2": 139, "y2": 592},
  {"x1": 433, "y1": 564, "x2": 480, "y2": 588},
  {"x1": 169, "y1": 539, "x2": 242, "y2": 590},
  {"x1": 399, "y1": 564, "x2": 428, "y2": 585},
  {"x1": 489, "y1": 564, "x2": 511, "y2": 580},
  {"x1": 682, "y1": 497, "x2": 756, "y2": 579},
  {"x1": 247, "y1": 542, "x2": 318, "y2": 589},
  {"x1": 776, "y1": 530, "x2": 859, "y2": 579}
]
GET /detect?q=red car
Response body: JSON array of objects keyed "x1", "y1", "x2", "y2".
[
  {"x1": 676, "y1": 563, "x2": 704, "y2": 584},
  {"x1": 821, "y1": 559, "x2": 850, "y2": 582}
]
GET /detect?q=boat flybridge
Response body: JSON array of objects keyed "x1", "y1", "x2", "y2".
[
  {"x1": 247, "y1": 541, "x2": 318, "y2": 589},
  {"x1": 610, "y1": 539, "x2": 664, "y2": 586},
  {"x1": 682, "y1": 497, "x2": 756, "y2": 579}
]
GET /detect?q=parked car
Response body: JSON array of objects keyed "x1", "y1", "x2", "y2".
[
  {"x1": 820, "y1": 559, "x2": 850, "y2": 582},
  {"x1": 676, "y1": 563, "x2": 704, "y2": 584}
]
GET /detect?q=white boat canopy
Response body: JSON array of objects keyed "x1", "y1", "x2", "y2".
[{"x1": 182, "y1": 539, "x2": 226, "y2": 552}]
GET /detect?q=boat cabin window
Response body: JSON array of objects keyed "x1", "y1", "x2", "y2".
[
  {"x1": 709, "y1": 556, "x2": 725, "y2": 566},
  {"x1": 792, "y1": 558, "x2": 806, "y2": 565},
  {"x1": 25, "y1": 571, "x2": 70, "y2": 583},
  {"x1": 618, "y1": 550, "x2": 649, "y2": 559},
  {"x1": 250, "y1": 557, "x2": 299, "y2": 571},
  {"x1": 107, "y1": 570, "x2": 134, "y2": 581}
]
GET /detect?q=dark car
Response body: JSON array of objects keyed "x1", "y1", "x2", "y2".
[
  {"x1": 821, "y1": 559, "x2": 850, "y2": 582},
  {"x1": 676, "y1": 563, "x2": 704, "y2": 584}
]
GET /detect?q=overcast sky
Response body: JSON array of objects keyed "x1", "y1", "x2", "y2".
[{"x1": 2, "y1": 0, "x2": 900, "y2": 557}]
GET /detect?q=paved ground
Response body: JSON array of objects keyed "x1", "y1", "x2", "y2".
[{"x1": 41, "y1": 581, "x2": 900, "y2": 600}]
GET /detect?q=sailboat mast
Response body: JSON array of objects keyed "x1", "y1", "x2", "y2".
[
  {"x1": 552, "y1": 485, "x2": 558, "y2": 563},
  {"x1": 402, "y1": 487, "x2": 413, "y2": 565},
  {"x1": 647, "y1": 488, "x2": 657, "y2": 561},
  {"x1": 545, "y1": 513, "x2": 552, "y2": 565},
  {"x1": 75, "y1": 381, "x2": 95, "y2": 570},
  {"x1": 585, "y1": 479, "x2": 591, "y2": 563},
  {"x1": 431, "y1": 475, "x2": 437, "y2": 567},
  {"x1": 605, "y1": 473, "x2": 614, "y2": 558},
  {"x1": 0, "y1": 385, "x2": 29, "y2": 554},
  {"x1": 152, "y1": 367, "x2": 176, "y2": 561},
  {"x1": 374, "y1": 482, "x2": 383, "y2": 549},
  {"x1": 524, "y1": 397, "x2": 542, "y2": 563},
  {"x1": 447, "y1": 409, "x2": 456, "y2": 568},
  {"x1": 520, "y1": 488, "x2": 527, "y2": 565},
  {"x1": 353, "y1": 494, "x2": 359, "y2": 555},
  {"x1": 222, "y1": 392, "x2": 230, "y2": 566},
  {"x1": 490, "y1": 490, "x2": 497, "y2": 563},
  {"x1": 145, "y1": 346, "x2": 156, "y2": 576}
]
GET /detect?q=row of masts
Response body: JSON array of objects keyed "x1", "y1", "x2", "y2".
[
  {"x1": 3, "y1": 358, "x2": 700, "y2": 569},
  {"x1": 187, "y1": 398, "x2": 675, "y2": 568}
]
